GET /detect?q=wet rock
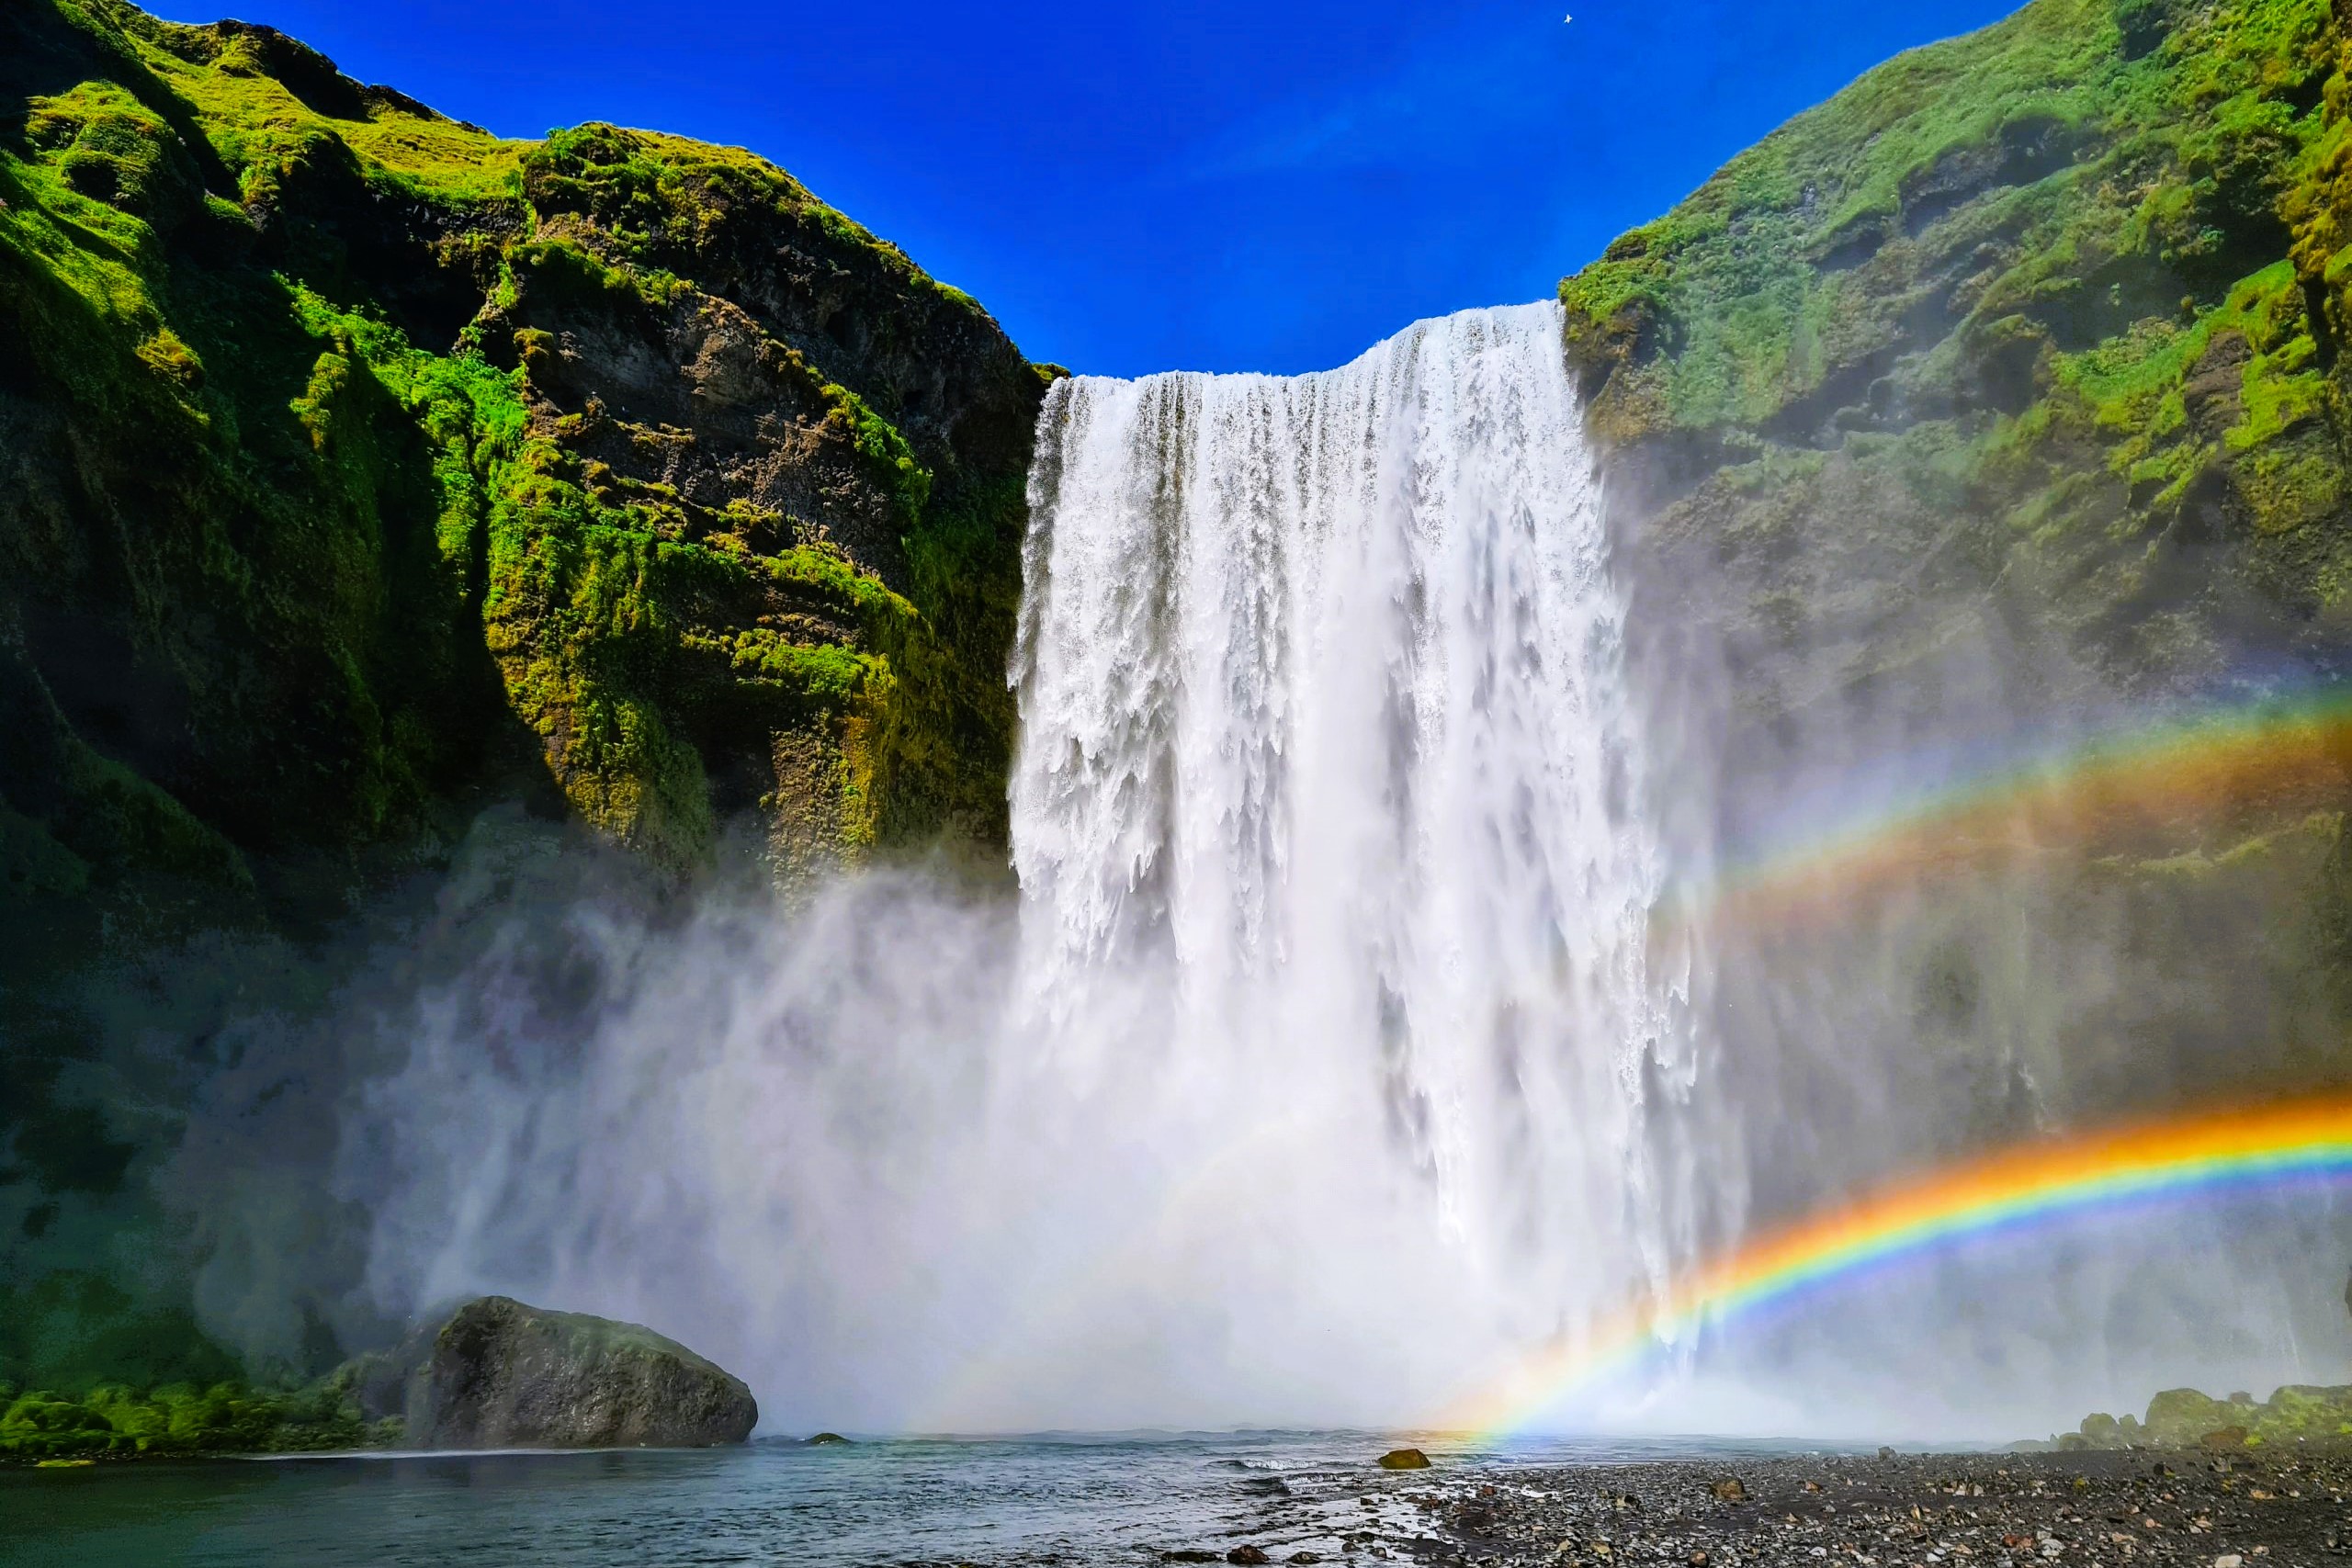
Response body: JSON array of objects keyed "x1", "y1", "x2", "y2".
[
  {"x1": 1379, "y1": 1447, "x2": 1431, "y2": 1470},
  {"x1": 803, "y1": 1431, "x2": 852, "y2": 1445},
  {"x1": 374, "y1": 1295, "x2": 756, "y2": 1450},
  {"x1": 1161, "y1": 1552, "x2": 1218, "y2": 1563},
  {"x1": 1225, "y1": 1548, "x2": 1271, "y2": 1565},
  {"x1": 2199, "y1": 1427, "x2": 2248, "y2": 1451}
]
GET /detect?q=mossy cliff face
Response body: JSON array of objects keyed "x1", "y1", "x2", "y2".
[
  {"x1": 0, "y1": 0, "x2": 1047, "y2": 908},
  {"x1": 0, "y1": 0, "x2": 1044, "y2": 1416},
  {"x1": 1563, "y1": 0, "x2": 2352, "y2": 1185},
  {"x1": 1566, "y1": 0, "x2": 2350, "y2": 711}
]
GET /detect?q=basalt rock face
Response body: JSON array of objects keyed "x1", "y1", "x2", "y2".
[
  {"x1": 367, "y1": 1297, "x2": 758, "y2": 1450},
  {"x1": 0, "y1": 0, "x2": 1047, "y2": 913},
  {"x1": 0, "y1": 0, "x2": 1040, "y2": 1414},
  {"x1": 1563, "y1": 0, "x2": 2352, "y2": 1199}
]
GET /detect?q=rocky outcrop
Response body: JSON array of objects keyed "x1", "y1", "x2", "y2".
[
  {"x1": 2040, "y1": 1382, "x2": 2352, "y2": 1450},
  {"x1": 0, "y1": 0, "x2": 1047, "y2": 908},
  {"x1": 1564, "y1": 0, "x2": 2351, "y2": 765},
  {"x1": 360, "y1": 1296, "x2": 756, "y2": 1450}
]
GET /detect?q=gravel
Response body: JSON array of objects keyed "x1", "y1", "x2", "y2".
[{"x1": 1171, "y1": 1448, "x2": 2352, "y2": 1568}]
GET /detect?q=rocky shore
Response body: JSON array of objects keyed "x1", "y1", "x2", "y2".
[{"x1": 1158, "y1": 1448, "x2": 2352, "y2": 1568}]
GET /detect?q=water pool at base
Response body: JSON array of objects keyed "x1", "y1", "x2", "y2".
[{"x1": 1, "y1": 1432, "x2": 1848, "y2": 1567}]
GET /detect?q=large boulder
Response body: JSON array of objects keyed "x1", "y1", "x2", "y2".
[
  {"x1": 2142, "y1": 1388, "x2": 2233, "y2": 1447},
  {"x1": 359, "y1": 1296, "x2": 756, "y2": 1450}
]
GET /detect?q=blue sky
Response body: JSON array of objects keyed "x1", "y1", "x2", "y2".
[{"x1": 157, "y1": 1, "x2": 2021, "y2": 376}]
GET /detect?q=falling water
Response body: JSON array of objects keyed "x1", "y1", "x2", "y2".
[
  {"x1": 240, "y1": 300, "x2": 2352, "y2": 1441},
  {"x1": 323, "y1": 302, "x2": 1713, "y2": 1434},
  {"x1": 1010, "y1": 300, "x2": 1701, "y2": 1346}
]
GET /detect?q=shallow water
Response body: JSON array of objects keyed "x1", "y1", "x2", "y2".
[{"x1": 1, "y1": 1431, "x2": 1845, "y2": 1567}]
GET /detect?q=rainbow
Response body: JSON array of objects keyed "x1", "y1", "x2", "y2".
[
  {"x1": 1682, "y1": 686, "x2": 2352, "y2": 931},
  {"x1": 1440, "y1": 1092, "x2": 2352, "y2": 1437}
]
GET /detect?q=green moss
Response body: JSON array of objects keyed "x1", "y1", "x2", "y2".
[
  {"x1": 1568, "y1": 0, "x2": 2352, "y2": 662},
  {"x1": 0, "y1": 0, "x2": 1049, "y2": 1439},
  {"x1": 3, "y1": 0, "x2": 1042, "y2": 882}
]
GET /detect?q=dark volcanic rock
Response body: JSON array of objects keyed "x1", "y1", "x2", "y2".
[{"x1": 381, "y1": 1295, "x2": 755, "y2": 1450}]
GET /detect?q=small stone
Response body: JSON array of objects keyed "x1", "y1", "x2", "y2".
[
  {"x1": 1160, "y1": 1553, "x2": 1218, "y2": 1563},
  {"x1": 1378, "y1": 1447, "x2": 1431, "y2": 1470},
  {"x1": 1690, "y1": 1553, "x2": 1712, "y2": 1567},
  {"x1": 1290, "y1": 1555, "x2": 1322, "y2": 1565},
  {"x1": 1226, "y1": 1549, "x2": 1272, "y2": 1566},
  {"x1": 1712, "y1": 1477, "x2": 1747, "y2": 1502},
  {"x1": 2213, "y1": 1556, "x2": 2244, "y2": 1568}
]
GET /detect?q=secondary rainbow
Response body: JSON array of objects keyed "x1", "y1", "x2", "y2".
[
  {"x1": 1439, "y1": 1092, "x2": 2352, "y2": 1437},
  {"x1": 1681, "y1": 685, "x2": 2352, "y2": 931}
]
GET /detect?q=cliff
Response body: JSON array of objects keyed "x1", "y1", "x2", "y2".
[
  {"x1": 0, "y1": 0, "x2": 1043, "y2": 1417},
  {"x1": 1562, "y1": 0, "x2": 2352, "y2": 1197},
  {"x1": 0, "y1": 0, "x2": 1048, "y2": 917},
  {"x1": 1565, "y1": 0, "x2": 2350, "y2": 715}
]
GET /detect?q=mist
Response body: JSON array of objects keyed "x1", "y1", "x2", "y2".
[{"x1": 141, "y1": 302, "x2": 2352, "y2": 1445}]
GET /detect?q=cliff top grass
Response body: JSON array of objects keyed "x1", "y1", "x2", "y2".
[
  {"x1": 9, "y1": 1, "x2": 999, "y2": 325},
  {"x1": 1562, "y1": 0, "x2": 2345, "y2": 436}
]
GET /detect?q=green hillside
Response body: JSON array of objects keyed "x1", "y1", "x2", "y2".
[{"x1": 1563, "y1": 0, "x2": 2350, "y2": 705}]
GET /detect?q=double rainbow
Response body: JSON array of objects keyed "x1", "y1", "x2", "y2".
[{"x1": 1442, "y1": 1092, "x2": 2352, "y2": 1436}]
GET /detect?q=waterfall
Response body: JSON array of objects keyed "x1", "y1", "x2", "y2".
[
  {"x1": 1009, "y1": 300, "x2": 1698, "y2": 1374},
  {"x1": 325, "y1": 302, "x2": 2352, "y2": 1439},
  {"x1": 336, "y1": 302, "x2": 1711, "y2": 1434}
]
